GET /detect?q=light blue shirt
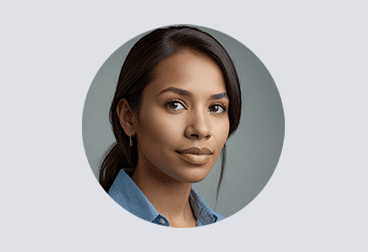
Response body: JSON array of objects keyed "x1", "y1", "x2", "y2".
[{"x1": 108, "y1": 169, "x2": 225, "y2": 227}]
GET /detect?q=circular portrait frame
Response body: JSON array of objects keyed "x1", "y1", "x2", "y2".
[{"x1": 82, "y1": 24, "x2": 284, "y2": 221}]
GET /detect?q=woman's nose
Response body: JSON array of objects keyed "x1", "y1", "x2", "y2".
[{"x1": 184, "y1": 110, "x2": 212, "y2": 140}]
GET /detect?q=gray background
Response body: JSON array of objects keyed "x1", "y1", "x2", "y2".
[{"x1": 82, "y1": 25, "x2": 285, "y2": 218}]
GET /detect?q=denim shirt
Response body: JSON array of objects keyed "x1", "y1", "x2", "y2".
[{"x1": 108, "y1": 169, "x2": 225, "y2": 227}]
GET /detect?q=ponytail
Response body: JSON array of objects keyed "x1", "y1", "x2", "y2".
[{"x1": 99, "y1": 136, "x2": 138, "y2": 192}]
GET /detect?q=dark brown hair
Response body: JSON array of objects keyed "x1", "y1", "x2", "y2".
[{"x1": 99, "y1": 26, "x2": 242, "y2": 201}]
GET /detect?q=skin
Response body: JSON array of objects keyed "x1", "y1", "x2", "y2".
[{"x1": 117, "y1": 49, "x2": 230, "y2": 228}]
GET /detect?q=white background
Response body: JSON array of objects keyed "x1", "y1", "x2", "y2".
[{"x1": 1, "y1": 1, "x2": 367, "y2": 251}]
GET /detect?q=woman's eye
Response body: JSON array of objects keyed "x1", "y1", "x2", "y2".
[
  {"x1": 166, "y1": 101, "x2": 185, "y2": 111},
  {"x1": 208, "y1": 105, "x2": 226, "y2": 113}
]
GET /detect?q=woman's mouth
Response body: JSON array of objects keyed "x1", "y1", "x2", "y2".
[{"x1": 176, "y1": 147, "x2": 213, "y2": 165}]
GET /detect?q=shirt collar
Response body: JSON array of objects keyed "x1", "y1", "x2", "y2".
[{"x1": 108, "y1": 169, "x2": 224, "y2": 227}]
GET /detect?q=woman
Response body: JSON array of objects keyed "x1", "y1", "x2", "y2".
[{"x1": 100, "y1": 26, "x2": 242, "y2": 228}]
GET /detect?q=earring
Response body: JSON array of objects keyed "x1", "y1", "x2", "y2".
[{"x1": 129, "y1": 132, "x2": 133, "y2": 147}]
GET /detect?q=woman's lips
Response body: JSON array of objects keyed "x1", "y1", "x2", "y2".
[
  {"x1": 177, "y1": 153, "x2": 211, "y2": 164},
  {"x1": 176, "y1": 147, "x2": 213, "y2": 155},
  {"x1": 176, "y1": 147, "x2": 213, "y2": 164}
]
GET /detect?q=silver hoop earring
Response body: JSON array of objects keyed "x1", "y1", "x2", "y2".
[{"x1": 129, "y1": 132, "x2": 133, "y2": 147}]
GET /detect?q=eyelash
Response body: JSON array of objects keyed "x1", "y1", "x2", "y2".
[{"x1": 165, "y1": 100, "x2": 227, "y2": 114}]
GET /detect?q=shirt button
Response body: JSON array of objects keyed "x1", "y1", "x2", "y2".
[{"x1": 159, "y1": 218, "x2": 166, "y2": 224}]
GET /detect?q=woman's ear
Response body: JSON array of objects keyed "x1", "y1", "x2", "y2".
[{"x1": 116, "y1": 98, "x2": 137, "y2": 136}]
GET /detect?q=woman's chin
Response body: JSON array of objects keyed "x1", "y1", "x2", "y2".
[{"x1": 169, "y1": 168, "x2": 212, "y2": 184}]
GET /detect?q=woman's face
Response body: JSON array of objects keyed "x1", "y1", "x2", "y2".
[{"x1": 133, "y1": 50, "x2": 230, "y2": 183}]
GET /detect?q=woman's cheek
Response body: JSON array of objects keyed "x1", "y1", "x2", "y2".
[{"x1": 214, "y1": 116, "x2": 229, "y2": 134}]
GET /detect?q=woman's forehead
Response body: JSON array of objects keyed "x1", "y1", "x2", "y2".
[{"x1": 147, "y1": 50, "x2": 227, "y2": 96}]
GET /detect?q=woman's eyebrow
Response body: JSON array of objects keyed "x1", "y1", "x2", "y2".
[
  {"x1": 211, "y1": 92, "x2": 228, "y2": 100},
  {"x1": 157, "y1": 87, "x2": 191, "y2": 97},
  {"x1": 157, "y1": 87, "x2": 228, "y2": 100}
]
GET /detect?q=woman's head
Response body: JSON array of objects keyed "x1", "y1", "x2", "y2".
[
  {"x1": 118, "y1": 49, "x2": 230, "y2": 184},
  {"x1": 100, "y1": 26, "x2": 242, "y2": 196}
]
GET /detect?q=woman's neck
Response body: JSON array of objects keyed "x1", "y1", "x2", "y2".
[{"x1": 132, "y1": 161, "x2": 197, "y2": 228}]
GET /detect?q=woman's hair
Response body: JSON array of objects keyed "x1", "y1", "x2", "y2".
[{"x1": 99, "y1": 25, "x2": 242, "y2": 201}]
